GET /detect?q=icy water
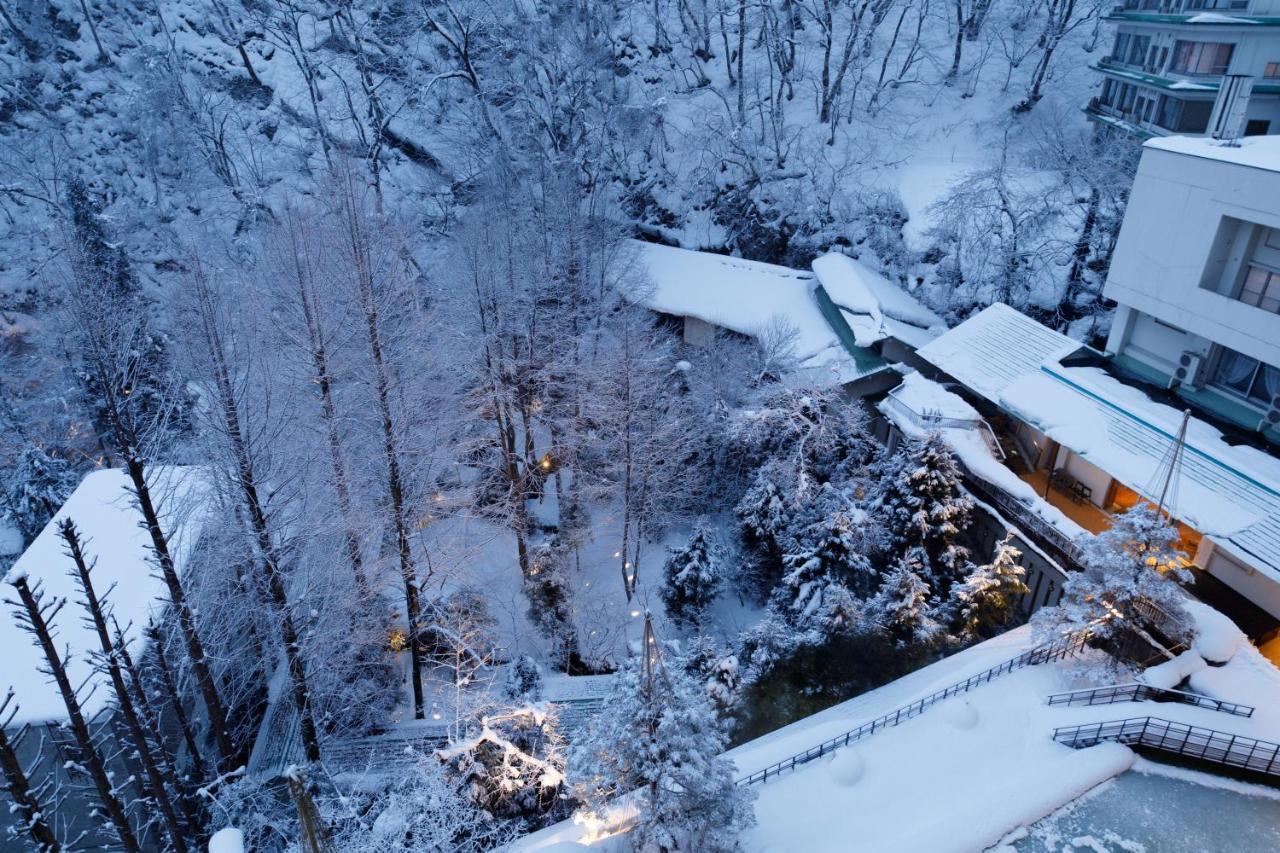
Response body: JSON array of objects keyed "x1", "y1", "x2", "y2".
[{"x1": 1011, "y1": 765, "x2": 1280, "y2": 852}]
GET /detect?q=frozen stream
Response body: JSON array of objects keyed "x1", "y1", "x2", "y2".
[{"x1": 1010, "y1": 761, "x2": 1280, "y2": 852}]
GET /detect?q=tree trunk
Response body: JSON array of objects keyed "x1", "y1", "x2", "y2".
[
  {"x1": 59, "y1": 520, "x2": 189, "y2": 853},
  {"x1": 147, "y1": 623, "x2": 208, "y2": 781},
  {"x1": 192, "y1": 273, "x2": 322, "y2": 763},
  {"x1": 8, "y1": 577, "x2": 140, "y2": 852},
  {"x1": 0, "y1": 693, "x2": 61, "y2": 852}
]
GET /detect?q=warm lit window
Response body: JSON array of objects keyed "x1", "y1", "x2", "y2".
[
  {"x1": 1265, "y1": 62, "x2": 1280, "y2": 80},
  {"x1": 1171, "y1": 41, "x2": 1234, "y2": 75},
  {"x1": 1211, "y1": 347, "x2": 1280, "y2": 407}
]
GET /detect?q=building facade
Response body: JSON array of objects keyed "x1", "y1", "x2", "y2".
[
  {"x1": 1104, "y1": 135, "x2": 1280, "y2": 445},
  {"x1": 1088, "y1": 0, "x2": 1280, "y2": 138}
]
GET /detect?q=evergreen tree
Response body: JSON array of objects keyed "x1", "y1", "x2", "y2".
[
  {"x1": 869, "y1": 549, "x2": 941, "y2": 648},
  {"x1": 505, "y1": 654, "x2": 544, "y2": 702},
  {"x1": 952, "y1": 534, "x2": 1030, "y2": 640},
  {"x1": 878, "y1": 432, "x2": 975, "y2": 591},
  {"x1": 660, "y1": 523, "x2": 723, "y2": 628},
  {"x1": 735, "y1": 473, "x2": 790, "y2": 534},
  {"x1": 1035, "y1": 504, "x2": 1191, "y2": 645},
  {"x1": 2, "y1": 446, "x2": 77, "y2": 545},
  {"x1": 571, "y1": 648, "x2": 755, "y2": 852},
  {"x1": 524, "y1": 542, "x2": 586, "y2": 673}
]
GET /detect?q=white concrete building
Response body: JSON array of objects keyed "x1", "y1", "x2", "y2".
[
  {"x1": 1105, "y1": 135, "x2": 1280, "y2": 444},
  {"x1": 1088, "y1": 1, "x2": 1280, "y2": 138}
]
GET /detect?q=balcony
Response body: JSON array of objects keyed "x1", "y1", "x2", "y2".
[{"x1": 1112, "y1": 1, "x2": 1252, "y2": 15}]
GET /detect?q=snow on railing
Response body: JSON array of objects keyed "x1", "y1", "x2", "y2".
[
  {"x1": 736, "y1": 632, "x2": 1091, "y2": 787},
  {"x1": 1053, "y1": 717, "x2": 1280, "y2": 777},
  {"x1": 1046, "y1": 683, "x2": 1254, "y2": 718}
]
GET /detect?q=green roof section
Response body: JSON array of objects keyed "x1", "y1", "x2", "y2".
[
  {"x1": 1092, "y1": 61, "x2": 1280, "y2": 95},
  {"x1": 811, "y1": 284, "x2": 889, "y2": 377}
]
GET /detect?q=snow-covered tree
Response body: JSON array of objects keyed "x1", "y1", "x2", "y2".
[
  {"x1": 571, "y1": 649, "x2": 755, "y2": 852},
  {"x1": 1036, "y1": 504, "x2": 1192, "y2": 646},
  {"x1": 2, "y1": 445, "x2": 76, "y2": 545},
  {"x1": 660, "y1": 523, "x2": 723, "y2": 628},
  {"x1": 505, "y1": 654, "x2": 544, "y2": 702},
  {"x1": 439, "y1": 706, "x2": 569, "y2": 827},
  {"x1": 952, "y1": 534, "x2": 1030, "y2": 639},
  {"x1": 869, "y1": 549, "x2": 942, "y2": 648},
  {"x1": 878, "y1": 432, "x2": 975, "y2": 592},
  {"x1": 736, "y1": 466, "x2": 793, "y2": 555}
]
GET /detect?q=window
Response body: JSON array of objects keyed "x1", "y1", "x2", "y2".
[
  {"x1": 1113, "y1": 33, "x2": 1131, "y2": 64},
  {"x1": 1266, "y1": 62, "x2": 1280, "y2": 80},
  {"x1": 1240, "y1": 266, "x2": 1280, "y2": 313},
  {"x1": 1245, "y1": 119, "x2": 1272, "y2": 137},
  {"x1": 1128, "y1": 35, "x2": 1152, "y2": 67},
  {"x1": 1211, "y1": 348, "x2": 1280, "y2": 407},
  {"x1": 1171, "y1": 41, "x2": 1234, "y2": 75}
]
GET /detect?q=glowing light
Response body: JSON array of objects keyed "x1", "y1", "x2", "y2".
[
  {"x1": 387, "y1": 628, "x2": 408, "y2": 652},
  {"x1": 630, "y1": 610, "x2": 640, "y2": 618}
]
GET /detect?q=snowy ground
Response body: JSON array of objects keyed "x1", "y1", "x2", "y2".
[{"x1": 511, "y1": 605, "x2": 1280, "y2": 853}]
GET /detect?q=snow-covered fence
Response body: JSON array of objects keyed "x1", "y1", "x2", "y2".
[
  {"x1": 1047, "y1": 684, "x2": 1254, "y2": 718},
  {"x1": 737, "y1": 632, "x2": 1091, "y2": 787},
  {"x1": 1053, "y1": 717, "x2": 1280, "y2": 777},
  {"x1": 960, "y1": 470, "x2": 1084, "y2": 569}
]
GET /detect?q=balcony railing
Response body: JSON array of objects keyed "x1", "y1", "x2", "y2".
[
  {"x1": 1047, "y1": 683, "x2": 1255, "y2": 717},
  {"x1": 1114, "y1": 0, "x2": 1251, "y2": 14},
  {"x1": 1055, "y1": 717, "x2": 1280, "y2": 777}
]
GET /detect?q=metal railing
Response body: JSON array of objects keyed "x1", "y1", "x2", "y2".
[
  {"x1": 736, "y1": 632, "x2": 1091, "y2": 787},
  {"x1": 1054, "y1": 717, "x2": 1280, "y2": 777},
  {"x1": 960, "y1": 468, "x2": 1084, "y2": 569},
  {"x1": 1047, "y1": 683, "x2": 1254, "y2": 718}
]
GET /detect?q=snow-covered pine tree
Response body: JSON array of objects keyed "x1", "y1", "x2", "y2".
[
  {"x1": 2, "y1": 445, "x2": 76, "y2": 545},
  {"x1": 951, "y1": 534, "x2": 1030, "y2": 640},
  {"x1": 524, "y1": 542, "x2": 586, "y2": 673},
  {"x1": 683, "y1": 635, "x2": 741, "y2": 716},
  {"x1": 505, "y1": 654, "x2": 544, "y2": 702},
  {"x1": 660, "y1": 523, "x2": 723, "y2": 628},
  {"x1": 1035, "y1": 503, "x2": 1191, "y2": 645},
  {"x1": 571, "y1": 649, "x2": 754, "y2": 852},
  {"x1": 736, "y1": 467, "x2": 792, "y2": 554},
  {"x1": 878, "y1": 432, "x2": 975, "y2": 592},
  {"x1": 869, "y1": 548, "x2": 942, "y2": 648}
]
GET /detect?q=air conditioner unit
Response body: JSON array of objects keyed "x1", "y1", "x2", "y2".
[
  {"x1": 1172, "y1": 351, "x2": 1206, "y2": 388},
  {"x1": 1261, "y1": 394, "x2": 1280, "y2": 433}
]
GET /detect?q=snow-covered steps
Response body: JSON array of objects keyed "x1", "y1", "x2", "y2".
[
  {"x1": 1047, "y1": 683, "x2": 1255, "y2": 718},
  {"x1": 1053, "y1": 717, "x2": 1280, "y2": 779}
]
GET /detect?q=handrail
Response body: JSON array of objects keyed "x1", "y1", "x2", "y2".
[
  {"x1": 1054, "y1": 716, "x2": 1280, "y2": 777},
  {"x1": 1047, "y1": 683, "x2": 1254, "y2": 718},
  {"x1": 736, "y1": 632, "x2": 1091, "y2": 787}
]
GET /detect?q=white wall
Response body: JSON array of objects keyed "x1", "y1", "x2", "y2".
[
  {"x1": 1204, "y1": 539, "x2": 1280, "y2": 621},
  {"x1": 1104, "y1": 141, "x2": 1280, "y2": 370}
]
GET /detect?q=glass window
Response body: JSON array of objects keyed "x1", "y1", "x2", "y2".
[
  {"x1": 1266, "y1": 228, "x2": 1280, "y2": 251},
  {"x1": 1266, "y1": 62, "x2": 1280, "y2": 80},
  {"x1": 1171, "y1": 41, "x2": 1234, "y2": 75},
  {"x1": 1240, "y1": 265, "x2": 1280, "y2": 314},
  {"x1": 1212, "y1": 348, "x2": 1280, "y2": 407},
  {"x1": 1113, "y1": 33, "x2": 1132, "y2": 63}
]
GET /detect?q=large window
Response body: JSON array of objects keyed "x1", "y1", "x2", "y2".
[
  {"x1": 1171, "y1": 41, "x2": 1234, "y2": 75},
  {"x1": 1240, "y1": 266, "x2": 1280, "y2": 314},
  {"x1": 1211, "y1": 347, "x2": 1280, "y2": 407},
  {"x1": 1266, "y1": 62, "x2": 1280, "y2": 80}
]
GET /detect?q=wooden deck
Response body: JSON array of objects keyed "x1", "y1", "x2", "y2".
[{"x1": 1017, "y1": 469, "x2": 1112, "y2": 535}]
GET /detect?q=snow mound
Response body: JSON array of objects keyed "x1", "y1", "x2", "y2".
[
  {"x1": 811, "y1": 253, "x2": 943, "y2": 330},
  {"x1": 827, "y1": 749, "x2": 864, "y2": 787},
  {"x1": 1141, "y1": 650, "x2": 1206, "y2": 691},
  {"x1": 209, "y1": 828, "x2": 245, "y2": 853},
  {"x1": 1184, "y1": 600, "x2": 1243, "y2": 665},
  {"x1": 941, "y1": 700, "x2": 979, "y2": 730}
]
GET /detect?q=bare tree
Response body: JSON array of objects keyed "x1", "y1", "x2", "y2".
[
  {"x1": 0, "y1": 691, "x2": 61, "y2": 852},
  {"x1": 5, "y1": 575, "x2": 140, "y2": 852}
]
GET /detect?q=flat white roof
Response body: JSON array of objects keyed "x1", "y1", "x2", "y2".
[
  {"x1": 1145, "y1": 135, "x2": 1280, "y2": 176},
  {"x1": 2, "y1": 467, "x2": 209, "y2": 726},
  {"x1": 918, "y1": 304, "x2": 1280, "y2": 581}
]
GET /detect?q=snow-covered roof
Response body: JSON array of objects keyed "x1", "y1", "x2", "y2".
[
  {"x1": 917, "y1": 303, "x2": 1280, "y2": 582},
  {"x1": 2, "y1": 467, "x2": 210, "y2": 726},
  {"x1": 1145, "y1": 135, "x2": 1280, "y2": 176},
  {"x1": 629, "y1": 241, "x2": 827, "y2": 354},
  {"x1": 915, "y1": 303, "x2": 1084, "y2": 400},
  {"x1": 811, "y1": 253, "x2": 946, "y2": 350},
  {"x1": 629, "y1": 240, "x2": 889, "y2": 386}
]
